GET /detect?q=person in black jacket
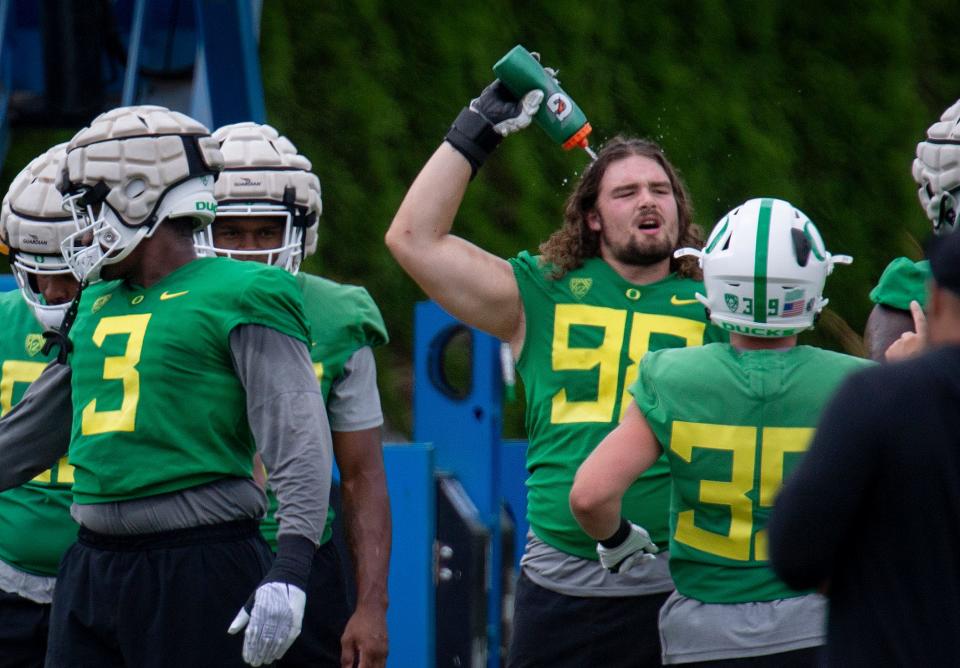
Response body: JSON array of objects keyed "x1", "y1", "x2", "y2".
[{"x1": 769, "y1": 231, "x2": 960, "y2": 666}]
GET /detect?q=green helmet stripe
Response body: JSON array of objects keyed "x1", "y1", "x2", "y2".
[
  {"x1": 754, "y1": 199, "x2": 774, "y2": 323},
  {"x1": 803, "y1": 221, "x2": 825, "y2": 260},
  {"x1": 705, "y1": 216, "x2": 729, "y2": 252}
]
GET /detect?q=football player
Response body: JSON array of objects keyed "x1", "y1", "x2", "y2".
[
  {"x1": 197, "y1": 121, "x2": 390, "y2": 668},
  {"x1": 0, "y1": 143, "x2": 79, "y2": 666},
  {"x1": 0, "y1": 105, "x2": 333, "y2": 668},
  {"x1": 386, "y1": 61, "x2": 725, "y2": 666},
  {"x1": 865, "y1": 98, "x2": 960, "y2": 361},
  {"x1": 571, "y1": 198, "x2": 872, "y2": 666}
]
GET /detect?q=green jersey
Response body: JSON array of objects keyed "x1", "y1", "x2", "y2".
[
  {"x1": 869, "y1": 257, "x2": 930, "y2": 310},
  {"x1": 0, "y1": 291, "x2": 75, "y2": 575},
  {"x1": 632, "y1": 343, "x2": 871, "y2": 603},
  {"x1": 260, "y1": 273, "x2": 388, "y2": 549},
  {"x1": 510, "y1": 251, "x2": 726, "y2": 559},
  {"x1": 67, "y1": 258, "x2": 310, "y2": 504}
]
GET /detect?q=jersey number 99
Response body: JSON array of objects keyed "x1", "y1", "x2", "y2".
[{"x1": 550, "y1": 304, "x2": 706, "y2": 424}]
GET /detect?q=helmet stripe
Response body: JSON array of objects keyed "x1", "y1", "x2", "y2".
[
  {"x1": 802, "y1": 221, "x2": 825, "y2": 260},
  {"x1": 705, "y1": 216, "x2": 729, "y2": 252},
  {"x1": 753, "y1": 198, "x2": 774, "y2": 323}
]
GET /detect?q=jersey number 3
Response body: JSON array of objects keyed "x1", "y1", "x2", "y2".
[{"x1": 82, "y1": 314, "x2": 152, "y2": 435}]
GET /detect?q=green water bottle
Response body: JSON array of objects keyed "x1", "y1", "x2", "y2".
[{"x1": 493, "y1": 45, "x2": 593, "y2": 152}]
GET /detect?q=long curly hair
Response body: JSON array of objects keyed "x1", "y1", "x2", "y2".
[{"x1": 539, "y1": 136, "x2": 703, "y2": 280}]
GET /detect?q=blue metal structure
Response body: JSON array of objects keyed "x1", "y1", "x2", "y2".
[
  {"x1": 0, "y1": 0, "x2": 266, "y2": 173},
  {"x1": 382, "y1": 443, "x2": 435, "y2": 668},
  {"x1": 412, "y1": 301, "x2": 530, "y2": 667}
]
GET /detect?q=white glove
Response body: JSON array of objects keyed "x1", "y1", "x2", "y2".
[
  {"x1": 487, "y1": 89, "x2": 545, "y2": 137},
  {"x1": 228, "y1": 581, "x2": 307, "y2": 666},
  {"x1": 596, "y1": 521, "x2": 659, "y2": 574}
]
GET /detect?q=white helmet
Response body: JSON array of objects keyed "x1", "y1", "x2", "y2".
[
  {"x1": 0, "y1": 143, "x2": 78, "y2": 329},
  {"x1": 675, "y1": 198, "x2": 852, "y2": 337},
  {"x1": 913, "y1": 99, "x2": 960, "y2": 236},
  {"x1": 196, "y1": 122, "x2": 321, "y2": 273},
  {"x1": 58, "y1": 105, "x2": 224, "y2": 282}
]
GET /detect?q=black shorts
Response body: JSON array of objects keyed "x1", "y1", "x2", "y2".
[
  {"x1": 0, "y1": 588, "x2": 51, "y2": 668},
  {"x1": 680, "y1": 648, "x2": 819, "y2": 667},
  {"x1": 507, "y1": 571, "x2": 670, "y2": 668},
  {"x1": 45, "y1": 520, "x2": 271, "y2": 668},
  {"x1": 277, "y1": 539, "x2": 351, "y2": 668}
]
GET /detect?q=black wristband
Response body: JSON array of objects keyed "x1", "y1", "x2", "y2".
[
  {"x1": 599, "y1": 518, "x2": 631, "y2": 548},
  {"x1": 444, "y1": 107, "x2": 503, "y2": 179},
  {"x1": 264, "y1": 534, "x2": 316, "y2": 592}
]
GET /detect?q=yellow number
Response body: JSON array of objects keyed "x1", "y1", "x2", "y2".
[
  {"x1": 31, "y1": 456, "x2": 75, "y2": 485},
  {"x1": 82, "y1": 314, "x2": 152, "y2": 435},
  {"x1": 550, "y1": 304, "x2": 626, "y2": 423},
  {"x1": 550, "y1": 308, "x2": 708, "y2": 424},
  {"x1": 313, "y1": 362, "x2": 324, "y2": 385},
  {"x1": 1, "y1": 362, "x2": 76, "y2": 485},
  {"x1": 620, "y1": 314, "x2": 707, "y2": 418},
  {"x1": 754, "y1": 427, "x2": 813, "y2": 560},
  {"x1": 670, "y1": 421, "x2": 813, "y2": 561},
  {"x1": 672, "y1": 421, "x2": 756, "y2": 560},
  {"x1": 0, "y1": 360, "x2": 46, "y2": 416}
]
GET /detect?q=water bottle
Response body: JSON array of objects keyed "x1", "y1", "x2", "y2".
[{"x1": 493, "y1": 45, "x2": 594, "y2": 154}]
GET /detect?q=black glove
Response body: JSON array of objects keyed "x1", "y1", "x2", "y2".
[{"x1": 444, "y1": 80, "x2": 544, "y2": 178}]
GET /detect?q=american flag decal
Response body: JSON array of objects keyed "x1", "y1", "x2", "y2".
[{"x1": 782, "y1": 298, "x2": 805, "y2": 317}]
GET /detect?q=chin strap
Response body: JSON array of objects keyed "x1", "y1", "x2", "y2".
[{"x1": 41, "y1": 281, "x2": 87, "y2": 364}]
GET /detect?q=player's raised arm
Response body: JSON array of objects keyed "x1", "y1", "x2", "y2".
[{"x1": 385, "y1": 79, "x2": 544, "y2": 343}]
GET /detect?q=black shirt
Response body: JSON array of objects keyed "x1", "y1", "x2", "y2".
[{"x1": 769, "y1": 344, "x2": 960, "y2": 666}]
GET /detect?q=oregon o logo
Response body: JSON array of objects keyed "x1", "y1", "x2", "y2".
[
  {"x1": 547, "y1": 93, "x2": 572, "y2": 121},
  {"x1": 625, "y1": 288, "x2": 641, "y2": 301}
]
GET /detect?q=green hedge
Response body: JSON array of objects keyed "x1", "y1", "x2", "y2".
[
  {"x1": 259, "y1": 1, "x2": 956, "y2": 436},
  {"x1": 3, "y1": 4, "x2": 955, "y2": 437}
]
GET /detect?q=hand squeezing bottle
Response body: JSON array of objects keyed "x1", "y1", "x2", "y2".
[{"x1": 493, "y1": 45, "x2": 595, "y2": 157}]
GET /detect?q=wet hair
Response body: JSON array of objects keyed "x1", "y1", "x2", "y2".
[{"x1": 539, "y1": 135, "x2": 703, "y2": 279}]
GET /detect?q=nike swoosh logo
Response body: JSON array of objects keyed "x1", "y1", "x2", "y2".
[
  {"x1": 159, "y1": 290, "x2": 189, "y2": 301},
  {"x1": 670, "y1": 295, "x2": 699, "y2": 306}
]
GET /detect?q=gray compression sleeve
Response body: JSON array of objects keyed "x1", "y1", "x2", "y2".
[
  {"x1": 230, "y1": 324, "x2": 332, "y2": 545},
  {"x1": 327, "y1": 346, "x2": 384, "y2": 432},
  {"x1": 0, "y1": 362, "x2": 71, "y2": 491}
]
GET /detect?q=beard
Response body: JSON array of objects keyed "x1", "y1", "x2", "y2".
[{"x1": 602, "y1": 226, "x2": 677, "y2": 267}]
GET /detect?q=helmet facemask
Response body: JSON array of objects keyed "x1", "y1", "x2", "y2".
[
  {"x1": 60, "y1": 184, "x2": 152, "y2": 282},
  {"x1": 206, "y1": 122, "x2": 321, "y2": 275},
  {"x1": 11, "y1": 251, "x2": 76, "y2": 329},
  {"x1": 196, "y1": 192, "x2": 312, "y2": 273},
  {"x1": 929, "y1": 185, "x2": 960, "y2": 236}
]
